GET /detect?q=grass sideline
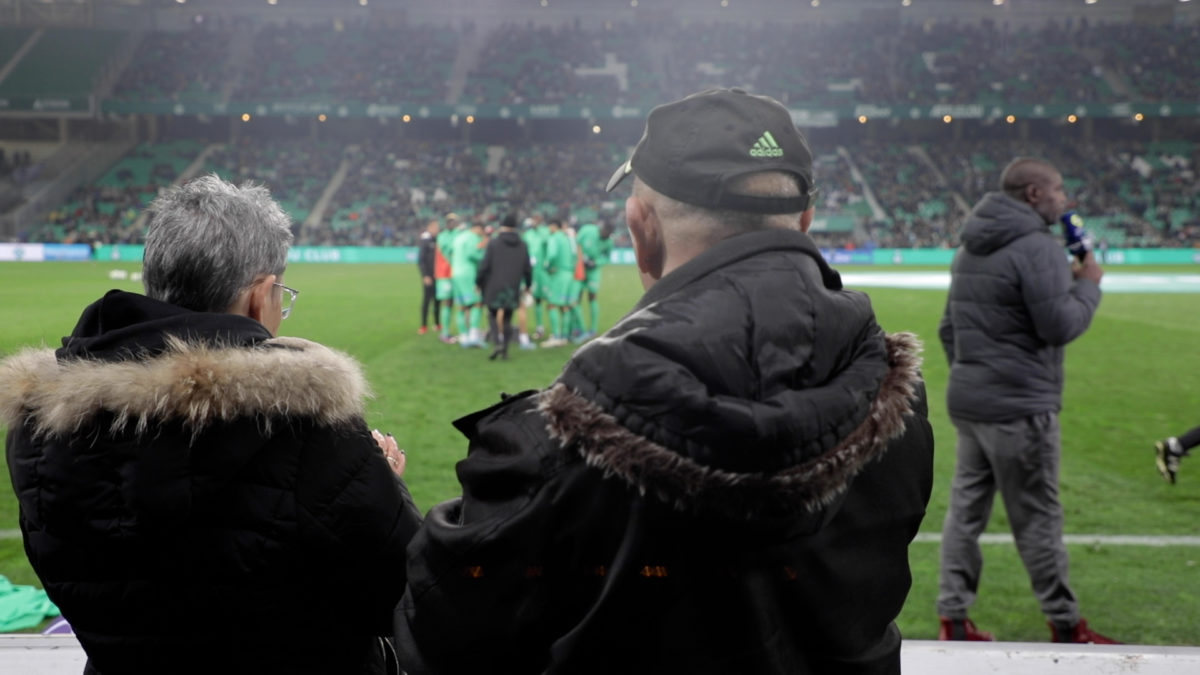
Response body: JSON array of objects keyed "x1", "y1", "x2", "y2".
[{"x1": 1, "y1": 261, "x2": 1198, "y2": 644}]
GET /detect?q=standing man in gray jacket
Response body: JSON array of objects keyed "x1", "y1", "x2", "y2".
[{"x1": 936, "y1": 157, "x2": 1115, "y2": 644}]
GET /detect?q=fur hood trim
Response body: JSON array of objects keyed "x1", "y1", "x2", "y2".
[
  {"x1": 0, "y1": 336, "x2": 371, "y2": 439},
  {"x1": 539, "y1": 332, "x2": 923, "y2": 518}
]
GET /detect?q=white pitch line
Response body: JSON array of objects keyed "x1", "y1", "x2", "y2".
[{"x1": 913, "y1": 533, "x2": 1200, "y2": 547}]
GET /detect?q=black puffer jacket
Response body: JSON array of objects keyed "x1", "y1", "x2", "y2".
[
  {"x1": 0, "y1": 290, "x2": 422, "y2": 675},
  {"x1": 477, "y1": 229, "x2": 532, "y2": 310},
  {"x1": 395, "y1": 228, "x2": 934, "y2": 675},
  {"x1": 938, "y1": 192, "x2": 1102, "y2": 422}
]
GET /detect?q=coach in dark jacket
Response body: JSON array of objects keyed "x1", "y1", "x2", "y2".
[
  {"x1": 395, "y1": 89, "x2": 934, "y2": 674},
  {"x1": 1, "y1": 175, "x2": 421, "y2": 674},
  {"x1": 477, "y1": 214, "x2": 532, "y2": 359},
  {"x1": 935, "y1": 158, "x2": 1113, "y2": 644}
]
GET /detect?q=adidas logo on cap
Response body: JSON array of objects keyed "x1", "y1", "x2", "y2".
[{"x1": 749, "y1": 131, "x2": 783, "y2": 158}]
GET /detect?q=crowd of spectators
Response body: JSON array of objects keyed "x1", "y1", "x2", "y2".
[
  {"x1": 462, "y1": 21, "x2": 660, "y2": 107},
  {"x1": 16, "y1": 136, "x2": 1198, "y2": 250},
  {"x1": 922, "y1": 138, "x2": 1198, "y2": 248},
  {"x1": 1093, "y1": 21, "x2": 1200, "y2": 102},
  {"x1": 111, "y1": 26, "x2": 231, "y2": 103},
  {"x1": 21, "y1": 143, "x2": 203, "y2": 246},
  {"x1": 0, "y1": 149, "x2": 35, "y2": 178},
  {"x1": 233, "y1": 21, "x2": 457, "y2": 103},
  {"x1": 83, "y1": 16, "x2": 1200, "y2": 110},
  {"x1": 893, "y1": 19, "x2": 1115, "y2": 106},
  {"x1": 204, "y1": 139, "x2": 344, "y2": 230},
  {"x1": 850, "y1": 140, "x2": 961, "y2": 249}
]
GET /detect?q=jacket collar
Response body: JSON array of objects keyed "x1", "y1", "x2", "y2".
[
  {"x1": 2, "y1": 336, "x2": 370, "y2": 441},
  {"x1": 634, "y1": 228, "x2": 842, "y2": 313},
  {"x1": 540, "y1": 332, "x2": 924, "y2": 519}
]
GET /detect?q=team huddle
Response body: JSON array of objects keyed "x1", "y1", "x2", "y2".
[{"x1": 417, "y1": 211, "x2": 615, "y2": 358}]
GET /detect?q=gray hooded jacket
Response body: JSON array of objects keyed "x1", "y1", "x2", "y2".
[{"x1": 939, "y1": 192, "x2": 1101, "y2": 422}]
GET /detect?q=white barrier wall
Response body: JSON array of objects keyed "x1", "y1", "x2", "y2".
[
  {"x1": 5, "y1": 635, "x2": 1200, "y2": 674},
  {"x1": 903, "y1": 640, "x2": 1200, "y2": 674}
]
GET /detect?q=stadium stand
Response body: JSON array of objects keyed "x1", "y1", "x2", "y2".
[
  {"x1": 1094, "y1": 21, "x2": 1200, "y2": 102},
  {"x1": 233, "y1": 22, "x2": 457, "y2": 104},
  {"x1": 850, "y1": 140, "x2": 959, "y2": 248},
  {"x1": 204, "y1": 139, "x2": 343, "y2": 229},
  {"x1": 1, "y1": 6, "x2": 1198, "y2": 250},
  {"x1": 24, "y1": 141, "x2": 203, "y2": 245},
  {"x1": 893, "y1": 19, "x2": 1116, "y2": 105},
  {"x1": 13, "y1": 133, "x2": 1196, "y2": 250},
  {"x1": 111, "y1": 27, "x2": 231, "y2": 104},
  {"x1": 0, "y1": 28, "x2": 125, "y2": 98},
  {"x1": 0, "y1": 27, "x2": 33, "y2": 70},
  {"x1": 465, "y1": 22, "x2": 620, "y2": 105}
]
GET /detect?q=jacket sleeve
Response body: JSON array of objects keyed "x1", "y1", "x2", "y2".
[
  {"x1": 418, "y1": 240, "x2": 435, "y2": 277},
  {"x1": 476, "y1": 244, "x2": 493, "y2": 290},
  {"x1": 394, "y1": 394, "x2": 571, "y2": 675},
  {"x1": 1020, "y1": 237, "x2": 1102, "y2": 346},
  {"x1": 938, "y1": 294, "x2": 955, "y2": 366},
  {"x1": 296, "y1": 421, "x2": 424, "y2": 635},
  {"x1": 522, "y1": 243, "x2": 533, "y2": 290}
]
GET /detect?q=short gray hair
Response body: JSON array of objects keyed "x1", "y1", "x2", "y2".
[{"x1": 142, "y1": 174, "x2": 293, "y2": 313}]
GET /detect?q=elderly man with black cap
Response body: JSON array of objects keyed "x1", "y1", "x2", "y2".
[{"x1": 394, "y1": 89, "x2": 934, "y2": 675}]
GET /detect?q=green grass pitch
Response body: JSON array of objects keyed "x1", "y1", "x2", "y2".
[{"x1": 1, "y1": 261, "x2": 1198, "y2": 644}]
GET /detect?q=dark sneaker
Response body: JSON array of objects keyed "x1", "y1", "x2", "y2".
[
  {"x1": 1049, "y1": 618, "x2": 1120, "y2": 644},
  {"x1": 938, "y1": 617, "x2": 994, "y2": 641},
  {"x1": 1155, "y1": 437, "x2": 1188, "y2": 484}
]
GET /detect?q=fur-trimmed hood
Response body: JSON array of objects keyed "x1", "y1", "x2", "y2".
[
  {"x1": 0, "y1": 336, "x2": 370, "y2": 441},
  {"x1": 536, "y1": 229, "x2": 927, "y2": 520},
  {"x1": 541, "y1": 332, "x2": 922, "y2": 519}
]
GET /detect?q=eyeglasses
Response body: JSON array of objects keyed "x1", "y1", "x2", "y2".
[{"x1": 273, "y1": 282, "x2": 299, "y2": 320}]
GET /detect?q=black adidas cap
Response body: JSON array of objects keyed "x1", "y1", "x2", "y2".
[{"x1": 605, "y1": 88, "x2": 816, "y2": 214}]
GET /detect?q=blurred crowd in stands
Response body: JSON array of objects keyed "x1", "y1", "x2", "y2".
[
  {"x1": 100, "y1": 18, "x2": 1200, "y2": 107},
  {"x1": 10, "y1": 14, "x2": 1200, "y2": 250},
  {"x1": 232, "y1": 22, "x2": 457, "y2": 104},
  {"x1": 112, "y1": 26, "x2": 231, "y2": 104},
  {"x1": 20, "y1": 136, "x2": 1198, "y2": 252}
]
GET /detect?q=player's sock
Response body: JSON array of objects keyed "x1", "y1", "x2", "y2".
[
  {"x1": 455, "y1": 309, "x2": 467, "y2": 338},
  {"x1": 568, "y1": 306, "x2": 584, "y2": 337},
  {"x1": 589, "y1": 300, "x2": 599, "y2": 334},
  {"x1": 439, "y1": 306, "x2": 451, "y2": 336},
  {"x1": 469, "y1": 306, "x2": 482, "y2": 340},
  {"x1": 548, "y1": 308, "x2": 561, "y2": 339}
]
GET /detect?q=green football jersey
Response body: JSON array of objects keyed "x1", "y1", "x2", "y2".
[
  {"x1": 543, "y1": 229, "x2": 576, "y2": 275},
  {"x1": 435, "y1": 229, "x2": 458, "y2": 277},
  {"x1": 450, "y1": 228, "x2": 484, "y2": 276},
  {"x1": 523, "y1": 225, "x2": 549, "y2": 266},
  {"x1": 576, "y1": 223, "x2": 613, "y2": 268}
]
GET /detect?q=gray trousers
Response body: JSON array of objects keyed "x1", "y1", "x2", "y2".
[{"x1": 936, "y1": 412, "x2": 1079, "y2": 627}]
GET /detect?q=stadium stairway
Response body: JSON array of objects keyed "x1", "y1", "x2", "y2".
[
  {"x1": 5, "y1": 635, "x2": 1200, "y2": 673},
  {"x1": 0, "y1": 28, "x2": 41, "y2": 86},
  {"x1": 445, "y1": 25, "x2": 486, "y2": 104},
  {"x1": 303, "y1": 152, "x2": 353, "y2": 233}
]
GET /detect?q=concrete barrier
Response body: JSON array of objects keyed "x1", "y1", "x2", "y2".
[
  {"x1": 902, "y1": 640, "x2": 1200, "y2": 673},
  {"x1": 0, "y1": 635, "x2": 86, "y2": 674},
  {"x1": 4, "y1": 635, "x2": 1200, "y2": 673}
]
